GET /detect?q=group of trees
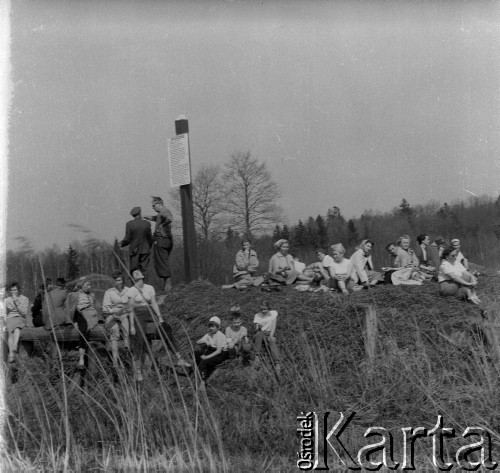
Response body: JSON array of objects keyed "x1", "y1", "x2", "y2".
[
  {"x1": 170, "y1": 151, "x2": 282, "y2": 240},
  {"x1": 6, "y1": 150, "x2": 500, "y2": 298}
]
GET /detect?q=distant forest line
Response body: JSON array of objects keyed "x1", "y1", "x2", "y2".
[{"x1": 6, "y1": 193, "x2": 500, "y2": 300}]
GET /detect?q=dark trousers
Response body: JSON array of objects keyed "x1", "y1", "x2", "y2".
[
  {"x1": 74, "y1": 310, "x2": 90, "y2": 350},
  {"x1": 254, "y1": 331, "x2": 280, "y2": 362},
  {"x1": 130, "y1": 252, "x2": 151, "y2": 276},
  {"x1": 131, "y1": 306, "x2": 179, "y2": 360},
  {"x1": 195, "y1": 344, "x2": 228, "y2": 380},
  {"x1": 227, "y1": 342, "x2": 252, "y2": 365}
]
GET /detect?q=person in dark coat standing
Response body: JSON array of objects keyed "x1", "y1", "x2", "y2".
[
  {"x1": 120, "y1": 207, "x2": 153, "y2": 277},
  {"x1": 144, "y1": 196, "x2": 174, "y2": 292}
]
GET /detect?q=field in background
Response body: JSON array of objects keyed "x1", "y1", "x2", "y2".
[{"x1": 2, "y1": 276, "x2": 500, "y2": 472}]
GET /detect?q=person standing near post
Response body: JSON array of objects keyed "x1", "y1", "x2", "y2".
[
  {"x1": 144, "y1": 196, "x2": 174, "y2": 292},
  {"x1": 120, "y1": 207, "x2": 153, "y2": 278}
]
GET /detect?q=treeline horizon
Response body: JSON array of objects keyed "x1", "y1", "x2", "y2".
[{"x1": 6, "y1": 191, "x2": 500, "y2": 300}]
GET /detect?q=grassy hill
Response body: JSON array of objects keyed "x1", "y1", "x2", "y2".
[{"x1": 3, "y1": 276, "x2": 500, "y2": 471}]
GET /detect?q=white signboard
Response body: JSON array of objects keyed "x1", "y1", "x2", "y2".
[{"x1": 168, "y1": 133, "x2": 191, "y2": 187}]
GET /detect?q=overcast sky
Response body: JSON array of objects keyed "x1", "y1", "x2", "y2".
[{"x1": 4, "y1": 0, "x2": 500, "y2": 251}]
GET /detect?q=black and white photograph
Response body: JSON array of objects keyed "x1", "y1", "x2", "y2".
[{"x1": 1, "y1": 0, "x2": 500, "y2": 470}]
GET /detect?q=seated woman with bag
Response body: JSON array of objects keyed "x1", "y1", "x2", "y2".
[{"x1": 268, "y1": 239, "x2": 314, "y2": 286}]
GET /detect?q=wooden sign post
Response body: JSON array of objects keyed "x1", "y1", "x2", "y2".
[{"x1": 168, "y1": 116, "x2": 199, "y2": 282}]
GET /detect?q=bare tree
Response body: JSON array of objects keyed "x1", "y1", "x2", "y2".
[
  {"x1": 222, "y1": 152, "x2": 282, "y2": 237},
  {"x1": 169, "y1": 165, "x2": 226, "y2": 241}
]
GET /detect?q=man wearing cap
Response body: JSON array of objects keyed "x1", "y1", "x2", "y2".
[
  {"x1": 144, "y1": 196, "x2": 174, "y2": 291},
  {"x1": 120, "y1": 207, "x2": 153, "y2": 277}
]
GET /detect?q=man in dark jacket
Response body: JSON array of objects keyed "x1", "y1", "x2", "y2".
[{"x1": 120, "y1": 207, "x2": 153, "y2": 277}]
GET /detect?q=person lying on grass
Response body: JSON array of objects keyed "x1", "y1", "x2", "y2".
[
  {"x1": 225, "y1": 306, "x2": 252, "y2": 366},
  {"x1": 438, "y1": 248, "x2": 481, "y2": 305},
  {"x1": 195, "y1": 316, "x2": 228, "y2": 383},
  {"x1": 253, "y1": 300, "x2": 281, "y2": 375}
]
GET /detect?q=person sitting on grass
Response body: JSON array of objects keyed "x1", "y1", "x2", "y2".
[
  {"x1": 414, "y1": 234, "x2": 437, "y2": 275},
  {"x1": 350, "y1": 239, "x2": 383, "y2": 289},
  {"x1": 451, "y1": 238, "x2": 469, "y2": 270},
  {"x1": 195, "y1": 316, "x2": 228, "y2": 384},
  {"x1": 427, "y1": 236, "x2": 446, "y2": 275},
  {"x1": 291, "y1": 254, "x2": 306, "y2": 274},
  {"x1": 225, "y1": 306, "x2": 252, "y2": 366},
  {"x1": 268, "y1": 239, "x2": 314, "y2": 286},
  {"x1": 4, "y1": 282, "x2": 29, "y2": 363},
  {"x1": 222, "y1": 239, "x2": 264, "y2": 289},
  {"x1": 438, "y1": 248, "x2": 480, "y2": 304},
  {"x1": 329, "y1": 243, "x2": 358, "y2": 294},
  {"x1": 307, "y1": 248, "x2": 334, "y2": 287},
  {"x1": 253, "y1": 300, "x2": 281, "y2": 375}
]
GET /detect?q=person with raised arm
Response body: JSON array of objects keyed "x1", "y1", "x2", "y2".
[{"x1": 144, "y1": 196, "x2": 174, "y2": 292}]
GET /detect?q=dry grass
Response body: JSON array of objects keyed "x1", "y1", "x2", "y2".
[{"x1": 2, "y1": 276, "x2": 500, "y2": 471}]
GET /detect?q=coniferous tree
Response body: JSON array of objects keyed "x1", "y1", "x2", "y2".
[
  {"x1": 293, "y1": 220, "x2": 307, "y2": 248},
  {"x1": 347, "y1": 219, "x2": 359, "y2": 246},
  {"x1": 306, "y1": 217, "x2": 317, "y2": 248},
  {"x1": 316, "y1": 215, "x2": 328, "y2": 248},
  {"x1": 272, "y1": 225, "x2": 281, "y2": 242},
  {"x1": 327, "y1": 206, "x2": 346, "y2": 244},
  {"x1": 280, "y1": 225, "x2": 290, "y2": 241},
  {"x1": 66, "y1": 245, "x2": 80, "y2": 281},
  {"x1": 112, "y1": 238, "x2": 125, "y2": 269},
  {"x1": 399, "y1": 198, "x2": 413, "y2": 216}
]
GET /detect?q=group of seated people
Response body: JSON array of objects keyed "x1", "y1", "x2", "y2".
[
  {"x1": 222, "y1": 235, "x2": 482, "y2": 304},
  {"x1": 0, "y1": 234, "x2": 481, "y2": 382},
  {"x1": 0, "y1": 271, "x2": 191, "y2": 381},
  {"x1": 1, "y1": 273, "x2": 283, "y2": 386}
]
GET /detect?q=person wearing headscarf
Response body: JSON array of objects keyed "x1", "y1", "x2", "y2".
[
  {"x1": 120, "y1": 206, "x2": 153, "y2": 278},
  {"x1": 268, "y1": 239, "x2": 314, "y2": 285},
  {"x1": 350, "y1": 239, "x2": 383, "y2": 288},
  {"x1": 144, "y1": 196, "x2": 174, "y2": 292}
]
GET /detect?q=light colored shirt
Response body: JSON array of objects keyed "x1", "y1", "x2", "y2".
[
  {"x1": 77, "y1": 291, "x2": 95, "y2": 311},
  {"x1": 350, "y1": 249, "x2": 375, "y2": 284},
  {"x1": 127, "y1": 284, "x2": 155, "y2": 306},
  {"x1": 438, "y1": 260, "x2": 461, "y2": 283},
  {"x1": 391, "y1": 247, "x2": 419, "y2": 269},
  {"x1": 225, "y1": 325, "x2": 248, "y2": 344},
  {"x1": 5, "y1": 295, "x2": 29, "y2": 319},
  {"x1": 321, "y1": 255, "x2": 335, "y2": 271},
  {"x1": 294, "y1": 261, "x2": 306, "y2": 274},
  {"x1": 253, "y1": 310, "x2": 278, "y2": 333},
  {"x1": 198, "y1": 330, "x2": 227, "y2": 350},
  {"x1": 268, "y1": 253, "x2": 295, "y2": 274},
  {"x1": 102, "y1": 286, "x2": 130, "y2": 315},
  {"x1": 331, "y1": 258, "x2": 355, "y2": 278}
]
